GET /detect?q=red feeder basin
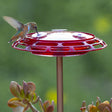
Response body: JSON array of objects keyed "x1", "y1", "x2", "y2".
[{"x1": 12, "y1": 30, "x2": 107, "y2": 57}]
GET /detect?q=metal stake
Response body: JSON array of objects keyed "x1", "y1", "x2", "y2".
[{"x1": 56, "y1": 57, "x2": 63, "y2": 112}]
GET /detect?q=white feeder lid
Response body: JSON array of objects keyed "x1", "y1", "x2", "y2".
[{"x1": 32, "y1": 31, "x2": 94, "y2": 41}]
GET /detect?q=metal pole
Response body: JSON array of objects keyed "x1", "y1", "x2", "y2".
[{"x1": 56, "y1": 57, "x2": 63, "y2": 112}]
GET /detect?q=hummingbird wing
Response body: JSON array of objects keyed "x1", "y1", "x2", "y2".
[{"x1": 3, "y1": 16, "x2": 24, "y2": 30}]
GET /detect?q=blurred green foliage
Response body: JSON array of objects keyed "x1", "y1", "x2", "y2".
[{"x1": 0, "y1": 0, "x2": 112, "y2": 112}]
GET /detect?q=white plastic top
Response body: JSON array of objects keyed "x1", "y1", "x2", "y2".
[{"x1": 31, "y1": 32, "x2": 94, "y2": 41}]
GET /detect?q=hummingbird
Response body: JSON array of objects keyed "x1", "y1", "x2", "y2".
[{"x1": 3, "y1": 16, "x2": 38, "y2": 43}]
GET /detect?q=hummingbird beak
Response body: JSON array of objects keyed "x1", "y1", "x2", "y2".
[
  {"x1": 35, "y1": 26, "x2": 38, "y2": 34},
  {"x1": 35, "y1": 26, "x2": 40, "y2": 37}
]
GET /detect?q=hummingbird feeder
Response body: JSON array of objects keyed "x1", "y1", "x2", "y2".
[{"x1": 12, "y1": 29, "x2": 107, "y2": 112}]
